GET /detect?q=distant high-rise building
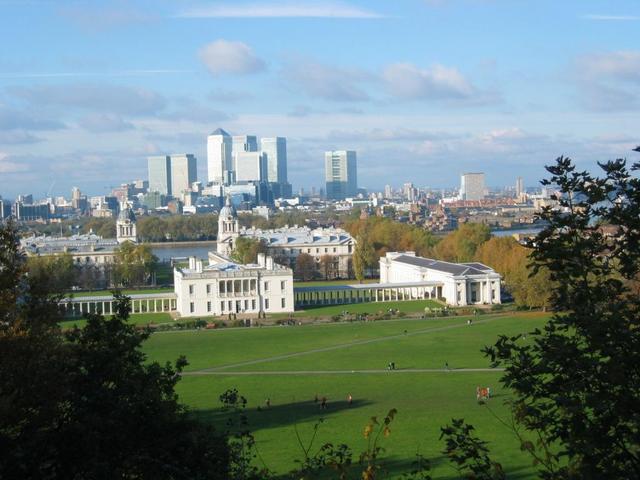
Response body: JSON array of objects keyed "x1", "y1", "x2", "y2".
[
  {"x1": 260, "y1": 137, "x2": 287, "y2": 184},
  {"x1": 384, "y1": 184, "x2": 393, "y2": 199},
  {"x1": 148, "y1": 155, "x2": 172, "y2": 196},
  {"x1": 260, "y1": 136, "x2": 291, "y2": 198},
  {"x1": 460, "y1": 173, "x2": 485, "y2": 201},
  {"x1": 403, "y1": 182, "x2": 417, "y2": 202},
  {"x1": 169, "y1": 154, "x2": 197, "y2": 196},
  {"x1": 0, "y1": 196, "x2": 10, "y2": 219},
  {"x1": 207, "y1": 128, "x2": 232, "y2": 184},
  {"x1": 234, "y1": 151, "x2": 266, "y2": 182},
  {"x1": 233, "y1": 135, "x2": 258, "y2": 153},
  {"x1": 516, "y1": 176, "x2": 525, "y2": 199},
  {"x1": 325, "y1": 150, "x2": 357, "y2": 200}
]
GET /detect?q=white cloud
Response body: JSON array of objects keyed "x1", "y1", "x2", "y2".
[
  {"x1": 0, "y1": 153, "x2": 29, "y2": 173},
  {"x1": 575, "y1": 51, "x2": 640, "y2": 112},
  {"x1": 383, "y1": 63, "x2": 477, "y2": 100},
  {"x1": 199, "y1": 40, "x2": 266, "y2": 76},
  {"x1": 11, "y1": 83, "x2": 166, "y2": 116},
  {"x1": 578, "y1": 51, "x2": 640, "y2": 82},
  {"x1": 282, "y1": 61, "x2": 371, "y2": 101},
  {"x1": 79, "y1": 113, "x2": 134, "y2": 133},
  {"x1": 178, "y1": 1, "x2": 384, "y2": 19},
  {"x1": 583, "y1": 14, "x2": 640, "y2": 21},
  {"x1": 0, "y1": 70, "x2": 192, "y2": 79}
]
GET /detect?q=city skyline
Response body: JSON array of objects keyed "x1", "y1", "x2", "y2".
[{"x1": 1, "y1": 0, "x2": 639, "y2": 197}]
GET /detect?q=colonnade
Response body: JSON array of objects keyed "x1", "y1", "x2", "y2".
[
  {"x1": 294, "y1": 283, "x2": 442, "y2": 308},
  {"x1": 59, "y1": 294, "x2": 178, "y2": 317}
]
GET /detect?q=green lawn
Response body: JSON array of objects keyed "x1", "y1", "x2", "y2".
[
  {"x1": 285, "y1": 299, "x2": 444, "y2": 318},
  {"x1": 143, "y1": 312, "x2": 549, "y2": 478},
  {"x1": 60, "y1": 312, "x2": 174, "y2": 330}
]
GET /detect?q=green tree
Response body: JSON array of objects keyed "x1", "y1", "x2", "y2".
[
  {"x1": 27, "y1": 253, "x2": 77, "y2": 293},
  {"x1": 230, "y1": 237, "x2": 267, "y2": 264},
  {"x1": 353, "y1": 232, "x2": 376, "y2": 282},
  {"x1": 0, "y1": 220, "x2": 230, "y2": 478},
  {"x1": 486, "y1": 151, "x2": 640, "y2": 477},
  {"x1": 294, "y1": 253, "x2": 316, "y2": 281},
  {"x1": 434, "y1": 223, "x2": 491, "y2": 262},
  {"x1": 114, "y1": 242, "x2": 158, "y2": 287},
  {"x1": 475, "y1": 236, "x2": 552, "y2": 309}
]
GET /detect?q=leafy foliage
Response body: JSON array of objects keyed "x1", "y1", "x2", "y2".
[
  {"x1": 294, "y1": 253, "x2": 316, "y2": 281},
  {"x1": 433, "y1": 223, "x2": 491, "y2": 262},
  {"x1": 486, "y1": 151, "x2": 640, "y2": 478},
  {"x1": 0, "y1": 220, "x2": 229, "y2": 479},
  {"x1": 230, "y1": 237, "x2": 267, "y2": 264},
  {"x1": 440, "y1": 418, "x2": 505, "y2": 480},
  {"x1": 114, "y1": 241, "x2": 158, "y2": 286},
  {"x1": 345, "y1": 217, "x2": 437, "y2": 259}
]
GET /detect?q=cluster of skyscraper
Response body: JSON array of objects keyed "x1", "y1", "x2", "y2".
[{"x1": 207, "y1": 128, "x2": 291, "y2": 199}]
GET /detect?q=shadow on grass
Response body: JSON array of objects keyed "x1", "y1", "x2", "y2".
[
  {"x1": 266, "y1": 454, "x2": 534, "y2": 479},
  {"x1": 191, "y1": 398, "x2": 374, "y2": 434}
]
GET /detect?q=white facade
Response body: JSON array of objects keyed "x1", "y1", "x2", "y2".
[
  {"x1": 234, "y1": 151, "x2": 265, "y2": 182},
  {"x1": 325, "y1": 150, "x2": 358, "y2": 200},
  {"x1": 169, "y1": 154, "x2": 197, "y2": 196},
  {"x1": 379, "y1": 252, "x2": 501, "y2": 306},
  {"x1": 216, "y1": 196, "x2": 240, "y2": 257},
  {"x1": 261, "y1": 137, "x2": 288, "y2": 184},
  {"x1": 240, "y1": 225, "x2": 355, "y2": 276},
  {"x1": 116, "y1": 206, "x2": 137, "y2": 244},
  {"x1": 174, "y1": 253, "x2": 294, "y2": 318},
  {"x1": 207, "y1": 128, "x2": 232, "y2": 184},
  {"x1": 460, "y1": 172, "x2": 485, "y2": 201}
]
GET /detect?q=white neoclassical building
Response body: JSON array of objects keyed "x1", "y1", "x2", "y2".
[
  {"x1": 174, "y1": 252, "x2": 294, "y2": 318},
  {"x1": 379, "y1": 252, "x2": 501, "y2": 306},
  {"x1": 215, "y1": 196, "x2": 355, "y2": 276}
]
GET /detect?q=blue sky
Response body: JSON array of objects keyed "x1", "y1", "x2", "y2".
[{"x1": 0, "y1": 0, "x2": 639, "y2": 198}]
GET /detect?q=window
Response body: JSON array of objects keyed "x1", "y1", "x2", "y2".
[
  {"x1": 281, "y1": 280, "x2": 286, "y2": 291},
  {"x1": 264, "y1": 281, "x2": 269, "y2": 291},
  {"x1": 333, "y1": 247, "x2": 336, "y2": 253},
  {"x1": 190, "y1": 302, "x2": 194, "y2": 313},
  {"x1": 206, "y1": 284, "x2": 211, "y2": 294},
  {"x1": 221, "y1": 301, "x2": 225, "y2": 312},
  {"x1": 265, "y1": 299, "x2": 270, "y2": 310},
  {"x1": 307, "y1": 248, "x2": 311, "y2": 253},
  {"x1": 189, "y1": 284, "x2": 194, "y2": 295},
  {"x1": 281, "y1": 298, "x2": 286, "y2": 308},
  {"x1": 244, "y1": 300, "x2": 248, "y2": 311},
  {"x1": 252, "y1": 299, "x2": 256, "y2": 310},
  {"x1": 220, "y1": 281, "x2": 226, "y2": 294},
  {"x1": 207, "y1": 301, "x2": 211, "y2": 312},
  {"x1": 316, "y1": 248, "x2": 319, "y2": 253},
  {"x1": 324, "y1": 248, "x2": 328, "y2": 253}
]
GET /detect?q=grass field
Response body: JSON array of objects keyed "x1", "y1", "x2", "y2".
[
  {"x1": 143, "y1": 311, "x2": 549, "y2": 478},
  {"x1": 60, "y1": 312, "x2": 174, "y2": 330}
]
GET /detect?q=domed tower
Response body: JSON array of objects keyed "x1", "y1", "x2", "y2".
[
  {"x1": 116, "y1": 205, "x2": 137, "y2": 244},
  {"x1": 217, "y1": 195, "x2": 239, "y2": 256}
]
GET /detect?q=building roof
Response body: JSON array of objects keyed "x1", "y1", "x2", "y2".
[
  {"x1": 392, "y1": 255, "x2": 495, "y2": 276},
  {"x1": 210, "y1": 127, "x2": 230, "y2": 136},
  {"x1": 240, "y1": 226, "x2": 354, "y2": 247},
  {"x1": 21, "y1": 234, "x2": 118, "y2": 255}
]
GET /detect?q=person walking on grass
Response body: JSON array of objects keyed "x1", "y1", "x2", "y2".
[
  {"x1": 347, "y1": 393, "x2": 353, "y2": 406},
  {"x1": 320, "y1": 396, "x2": 327, "y2": 410},
  {"x1": 444, "y1": 361, "x2": 450, "y2": 371}
]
